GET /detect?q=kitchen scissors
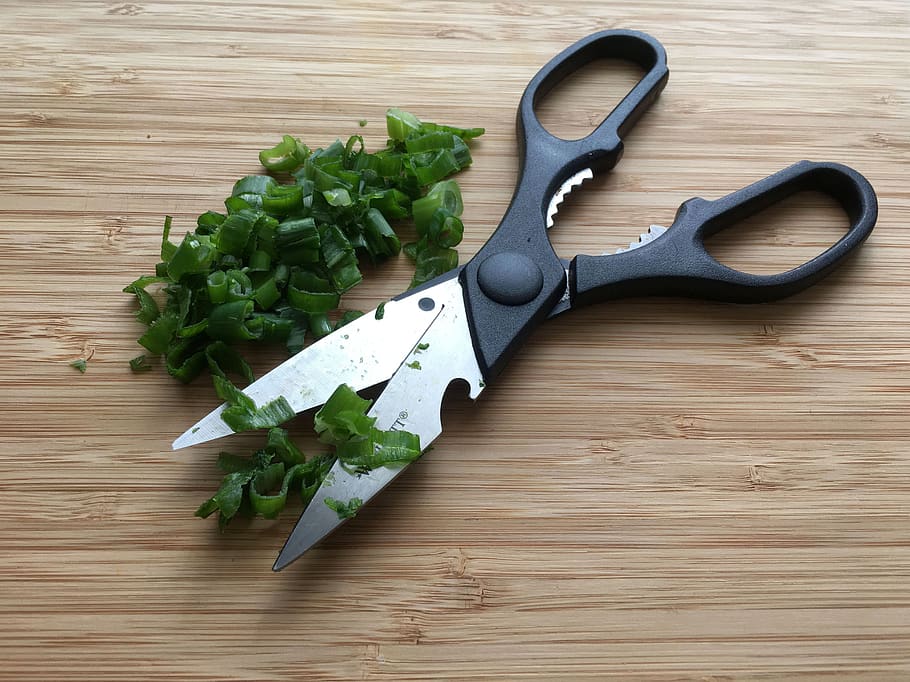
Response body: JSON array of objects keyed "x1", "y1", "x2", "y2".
[{"x1": 173, "y1": 30, "x2": 878, "y2": 570}]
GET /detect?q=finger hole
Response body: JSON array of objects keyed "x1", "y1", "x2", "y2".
[
  {"x1": 704, "y1": 190, "x2": 850, "y2": 276},
  {"x1": 534, "y1": 58, "x2": 645, "y2": 141}
]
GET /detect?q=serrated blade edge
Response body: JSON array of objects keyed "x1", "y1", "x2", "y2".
[
  {"x1": 613, "y1": 224, "x2": 668, "y2": 254},
  {"x1": 546, "y1": 168, "x2": 594, "y2": 228}
]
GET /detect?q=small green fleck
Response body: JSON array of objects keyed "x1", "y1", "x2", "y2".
[
  {"x1": 375, "y1": 302, "x2": 386, "y2": 320},
  {"x1": 479, "y1": 380, "x2": 486, "y2": 388},
  {"x1": 358, "y1": 119, "x2": 368, "y2": 127},
  {"x1": 191, "y1": 426, "x2": 200, "y2": 434},
  {"x1": 325, "y1": 496, "x2": 363, "y2": 519},
  {"x1": 406, "y1": 360, "x2": 421, "y2": 370},
  {"x1": 416, "y1": 342, "x2": 430, "y2": 351},
  {"x1": 129, "y1": 354, "x2": 152, "y2": 373},
  {"x1": 70, "y1": 358, "x2": 87, "y2": 373}
]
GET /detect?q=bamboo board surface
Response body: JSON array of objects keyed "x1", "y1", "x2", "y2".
[{"x1": 2, "y1": 1, "x2": 909, "y2": 679}]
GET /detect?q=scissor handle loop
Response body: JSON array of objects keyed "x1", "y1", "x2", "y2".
[
  {"x1": 516, "y1": 29, "x2": 669, "y2": 204},
  {"x1": 570, "y1": 161, "x2": 878, "y2": 305}
]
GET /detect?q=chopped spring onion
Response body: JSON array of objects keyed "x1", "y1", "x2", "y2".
[
  {"x1": 412, "y1": 180, "x2": 463, "y2": 231},
  {"x1": 213, "y1": 375, "x2": 295, "y2": 433},
  {"x1": 287, "y1": 269, "x2": 340, "y2": 314},
  {"x1": 266, "y1": 427, "x2": 306, "y2": 466},
  {"x1": 315, "y1": 385, "x2": 421, "y2": 479},
  {"x1": 313, "y1": 384, "x2": 375, "y2": 444},
  {"x1": 410, "y1": 244, "x2": 460, "y2": 288},
  {"x1": 206, "y1": 300, "x2": 261, "y2": 343},
  {"x1": 194, "y1": 380, "x2": 418, "y2": 527},
  {"x1": 129, "y1": 354, "x2": 152, "y2": 372},
  {"x1": 404, "y1": 176, "x2": 468, "y2": 286},
  {"x1": 307, "y1": 312, "x2": 334, "y2": 339},
  {"x1": 167, "y1": 233, "x2": 214, "y2": 282},
  {"x1": 324, "y1": 497, "x2": 363, "y2": 520},
  {"x1": 386, "y1": 108, "x2": 423, "y2": 142},
  {"x1": 205, "y1": 340, "x2": 253, "y2": 384},
  {"x1": 138, "y1": 313, "x2": 180, "y2": 355},
  {"x1": 259, "y1": 135, "x2": 311, "y2": 172},
  {"x1": 122, "y1": 282, "x2": 160, "y2": 325},
  {"x1": 70, "y1": 358, "x2": 87, "y2": 373},
  {"x1": 127, "y1": 109, "x2": 482, "y2": 528},
  {"x1": 194, "y1": 434, "x2": 336, "y2": 529},
  {"x1": 335, "y1": 427, "x2": 422, "y2": 473}
]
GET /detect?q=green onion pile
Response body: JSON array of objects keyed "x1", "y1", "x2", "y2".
[
  {"x1": 124, "y1": 109, "x2": 483, "y2": 528},
  {"x1": 196, "y1": 385, "x2": 422, "y2": 529}
]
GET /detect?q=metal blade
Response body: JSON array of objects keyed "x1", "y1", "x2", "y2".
[
  {"x1": 272, "y1": 277, "x2": 484, "y2": 571},
  {"x1": 172, "y1": 290, "x2": 445, "y2": 450},
  {"x1": 546, "y1": 168, "x2": 594, "y2": 228}
]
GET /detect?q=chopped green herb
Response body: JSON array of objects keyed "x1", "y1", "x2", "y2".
[
  {"x1": 122, "y1": 282, "x2": 160, "y2": 325},
  {"x1": 70, "y1": 359, "x2": 87, "y2": 373},
  {"x1": 324, "y1": 496, "x2": 363, "y2": 519},
  {"x1": 313, "y1": 384, "x2": 375, "y2": 444},
  {"x1": 126, "y1": 109, "x2": 480, "y2": 386},
  {"x1": 126, "y1": 110, "x2": 481, "y2": 530},
  {"x1": 406, "y1": 360, "x2": 422, "y2": 370},
  {"x1": 213, "y1": 375, "x2": 295, "y2": 433},
  {"x1": 195, "y1": 383, "x2": 420, "y2": 528},
  {"x1": 417, "y1": 342, "x2": 429, "y2": 351},
  {"x1": 129, "y1": 354, "x2": 153, "y2": 372},
  {"x1": 358, "y1": 119, "x2": 368, "y2": 127},
  {"x1": 258, "y1": 134, "x2": 310, "y2": 173},
  {"x1": 335, "y1": 427, "x2": 422, "y2": 472},
  {"x1": 407, "y1": 243, "x2": 459, "y2": 288},
  {"x1": 195, "y1": 427, "x2": 335, "y2": 529},
  {"x1": 311, "y1": 384, "x2": 422, "y2": 474}
]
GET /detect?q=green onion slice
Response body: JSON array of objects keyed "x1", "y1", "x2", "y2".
[
  {"x1": 313, "y1": 384, "x2": 375, "y2": 444},
  {"x1": 324, "y1": 496, "x2": 363, "y2": 519}
]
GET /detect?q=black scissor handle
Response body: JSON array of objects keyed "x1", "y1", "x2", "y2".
[
  {"x1": 459, "y1": 30, "x2": 669, "y2": 381},
  {"x1": 570, "y1": 161, "x2": 878, "y2": 306},
  {"x1": 517, "y1": 29, "x2": 669, "y2": 212}
]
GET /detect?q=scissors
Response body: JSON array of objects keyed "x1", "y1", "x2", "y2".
[{"x1": 173, "y1": 30, "x2": 878, "y2": 570}]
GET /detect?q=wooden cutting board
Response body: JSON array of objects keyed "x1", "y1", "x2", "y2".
[{"x1": 2, "y1": 1, "x2": 908, "y2": 679}]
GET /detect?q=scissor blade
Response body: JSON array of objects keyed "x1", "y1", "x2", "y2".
[
  {"x1": 172, "y1": 293, "x2": 445, "y2": 450},
  {"x1": 273, "y1": 278, "x2": 484, "y2": 571}
]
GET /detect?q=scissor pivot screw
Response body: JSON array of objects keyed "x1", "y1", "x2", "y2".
[
  {"x1": 418, "y1": 297, "x2": 435, "y2": 311},
  {"x1": 477, "y1": 251, "x2": 544, "y2": 306}
]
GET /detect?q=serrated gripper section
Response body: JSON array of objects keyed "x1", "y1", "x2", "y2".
[
  {"x1": 545, "y1": 168, "x2": 594, "y2": 229},
  {"x1": 613, "y1": 225, "x2": 668, "y2": 254}
]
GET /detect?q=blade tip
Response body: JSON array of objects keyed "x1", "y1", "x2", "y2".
[
  {"x1": 171, "y1": 431, "x2": 200, "y2": 450},
  {"x1": 272, "y1": 550, "x2": 297, "y2": 572}
]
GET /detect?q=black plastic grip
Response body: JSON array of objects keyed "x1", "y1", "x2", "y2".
[
  {"x1": 516, "y1": 29, "x2": 670, "y2": 186},
  {"x1": 460, "y1": 30, "x2": 669, "y2": 382},
  {"x1": 570, "y1": 161, "x2": 878, "y2": 306}
]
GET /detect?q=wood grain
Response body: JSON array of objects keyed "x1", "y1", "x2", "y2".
[{"x1": 2, "y1": 1, "x2": 909, "y2": 679}]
